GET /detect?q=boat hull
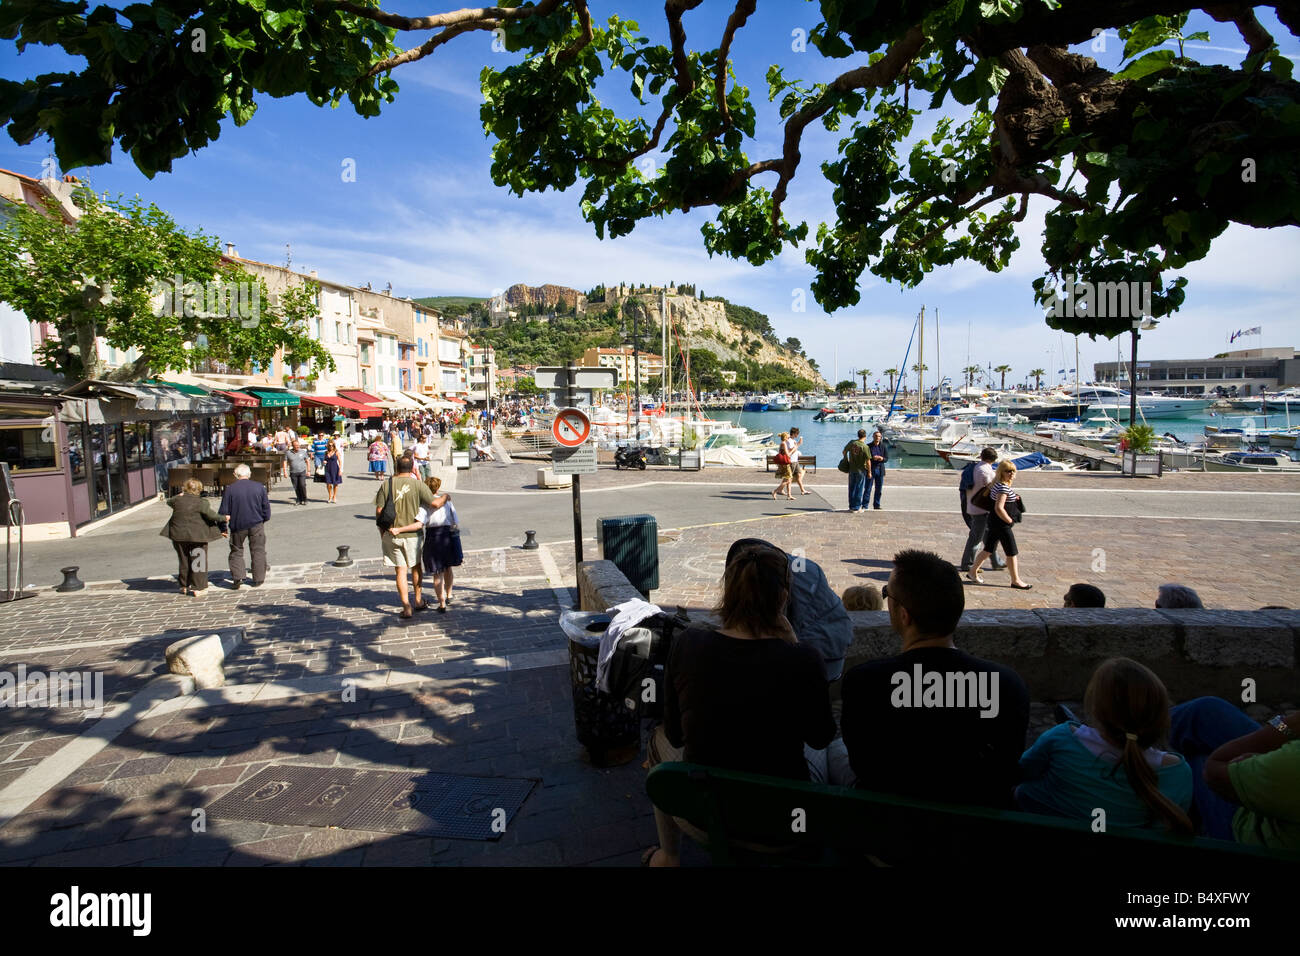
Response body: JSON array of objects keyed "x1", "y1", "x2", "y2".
[{"x1": 1086, "y1": 399, "x2": 1213, "y2": 420}]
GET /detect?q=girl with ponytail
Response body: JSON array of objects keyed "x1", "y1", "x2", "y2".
[{"x1": 1015, "y1": 657, "x2": 1194, "y2": 834}]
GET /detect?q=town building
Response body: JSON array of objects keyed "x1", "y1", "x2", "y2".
[
  {"x1": 1094, "y1": 347, "x2": 1300, "y2": 396},
  {"x1": 579, "y1": 346, "x2": 665, "y2": 387}
]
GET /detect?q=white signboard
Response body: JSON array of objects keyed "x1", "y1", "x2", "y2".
[
  {"x1": 533, "y1": 366, "x2": 619, "y2": 391},
  {"x1": 552, "y1": 444, "x2": 597, "y2": 475}
]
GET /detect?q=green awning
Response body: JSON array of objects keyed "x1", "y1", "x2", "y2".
[
  {"x1": 241, "y1": 389, "x2": 300, "y2": 408},
  {"x1": 146, "y1": 379, "x2": 209, "y2": 396}
]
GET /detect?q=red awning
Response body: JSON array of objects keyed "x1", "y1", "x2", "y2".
[
  {"x1": 338, "y1": 389, "x2": 383, "y2": 404},
  {"x1": 214, "y1": 390, "x2": 259, "y2": 408}
]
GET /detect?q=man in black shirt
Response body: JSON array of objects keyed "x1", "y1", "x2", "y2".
[{"x1": 834, "y1": 549, "x2": 1029, "y2": 808}]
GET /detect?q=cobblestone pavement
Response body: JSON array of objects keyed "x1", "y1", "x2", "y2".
[{"x1": 2, "y1": 467, "x2": 1298, "y2": 865}]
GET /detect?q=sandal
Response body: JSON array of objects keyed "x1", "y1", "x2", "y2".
[
  {"x1": 966, "y1": 572, "x2": 984, "y2": 585},
  {"x1": 412, "y1": 601, "x2": 430, "y2": 612},
  {"x1": 400, "y1": 605, "x2": 413, "y2": 619},
  {"x1": 1010, "y1": 583, "x2": 1033, "y2": 590},
  {"x1": 641, "y1": 846, "x2": 661, "y2": 867}
]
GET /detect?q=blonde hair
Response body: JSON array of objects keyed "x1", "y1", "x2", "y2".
[
  {"x1": 995, "y1": 460, "x2": 1018, "y2": 483},
  {"x1": 182, "y1": 478, "x2": 203, "y2": 496},
  {"x1": 425, "y1": 475, "x2": 442, "y2": 495},
  {"x1": 841, "y1": 585, "x2": 883, "y2": 611},
  {"x1": 778, "y1": 431, "x2": 789, "y2": 440}
]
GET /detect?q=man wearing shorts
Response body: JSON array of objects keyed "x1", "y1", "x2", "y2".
[{"x1": 375, "y1": 454, "x2": 435, "y2": 617}]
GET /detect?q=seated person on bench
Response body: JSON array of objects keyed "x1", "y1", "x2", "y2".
[
  {"x1": 643, "y1": 543, "x2": 836, "y2": 867},
  {"x1": 472, "y1": 438, "x2": 495, "y2": 461},
  {"x1": 1015, "y1": 657, "x2": 1194, "y2": 834},
  {"x1": 831, "y1": 549, "x2": 1030, "y2": 808}
]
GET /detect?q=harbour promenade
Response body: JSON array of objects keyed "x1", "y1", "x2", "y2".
[{"x1": 0, "y1": 460, "x2": 1295, "y2": 865}]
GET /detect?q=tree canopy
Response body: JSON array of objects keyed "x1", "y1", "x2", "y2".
[
  {"x1": 0, "y1": 187, "x2": 334, "y2": 381},
  {"x1": 2, "y1": 1, "x2": 1297, "y2": 341}
]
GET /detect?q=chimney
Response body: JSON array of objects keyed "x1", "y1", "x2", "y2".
[{"x1": 225, "y1": 242, "x2": 237, "y2": 257}]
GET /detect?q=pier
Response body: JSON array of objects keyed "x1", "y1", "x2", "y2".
[{"x1": 989, "y1": 428, "x2": 1124, "y2": 470}]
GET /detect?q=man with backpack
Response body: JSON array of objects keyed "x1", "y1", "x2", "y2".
[
  {"x1": 959, "y1": 447, "x2": 1006, "y2": 572},
  {"x1": 375, "y1": 454, "x2": 435, "y2": 618},
  {"x1": 842, "y1": 429, "x2": 872, "y2": 513}
]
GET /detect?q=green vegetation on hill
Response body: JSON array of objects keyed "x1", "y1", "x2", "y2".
[
  {"x1": 413, "y1": 295, "x2": 486, "y2": 312},
  {"x1": 472, "y1": 306, "x2": 623, "y2": 367}
]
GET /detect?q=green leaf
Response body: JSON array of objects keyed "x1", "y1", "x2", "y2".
[{"x1": 1114, "y1": 49, "x2": 1176, "y2": 81}]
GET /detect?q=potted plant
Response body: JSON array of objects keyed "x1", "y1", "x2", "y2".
[
  {"x1": 679, "y1": 426, "x2": 703, "y2": 470},
  {"x1": 1121, "y1": 423, "x2": 1162, "y2": 476},
  {"x1": 450, "y1": 430, "x2": 473, "y2": 469}
]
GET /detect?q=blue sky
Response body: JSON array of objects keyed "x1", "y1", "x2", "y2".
[{"x1": 1, "y1": 2, "x2": 1297, "y2": 387}]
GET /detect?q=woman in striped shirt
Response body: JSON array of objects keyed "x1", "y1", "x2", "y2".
[{"x1": 967, "y1": 460, "x2": 1032, "y2": 589}]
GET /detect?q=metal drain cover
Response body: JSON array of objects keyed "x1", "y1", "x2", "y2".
[{"x1": 208, "y1": 766, "x2": 537, "y2": 840}]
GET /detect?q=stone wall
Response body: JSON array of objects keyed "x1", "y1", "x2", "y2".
[{"x1": 577, "y1": 560, "x2": 1298, "y2": 703}]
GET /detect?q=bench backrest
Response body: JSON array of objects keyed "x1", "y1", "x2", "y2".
[{"x1": 646, "y1": 762, "x2": 1300, "y2": 869}]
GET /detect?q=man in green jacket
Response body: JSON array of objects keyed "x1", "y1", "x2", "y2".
[{"x1": 842, "y1": 429, "x2": 871, "y2": 513}]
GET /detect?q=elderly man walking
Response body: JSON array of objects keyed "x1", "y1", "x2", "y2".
[{"x1": 219, "y1": 462, "x2": 271, "y2": 589}]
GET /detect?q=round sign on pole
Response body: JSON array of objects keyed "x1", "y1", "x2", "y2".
[{"x1": 552, "y1": 407, "x2": 591, "y2": 448}]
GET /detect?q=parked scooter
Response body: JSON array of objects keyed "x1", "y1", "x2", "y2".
[{"x1": 614, "y1": 445, "x2": 648, "y2": 470}]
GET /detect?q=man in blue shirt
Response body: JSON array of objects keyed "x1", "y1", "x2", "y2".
[
  {"x1": 311, "y1": 432, "x2": 329, "y2": 473},
  {"x1": 219, "y1": 463, "x2": 272, "y2": 588},
  {"x1": 864, "y1": 429, "x2": 888, "y2": 510}
]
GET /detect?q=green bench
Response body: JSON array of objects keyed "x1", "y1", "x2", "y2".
[{"x1": 646, "y1": 762, "x2": 1300, "y2": 870}]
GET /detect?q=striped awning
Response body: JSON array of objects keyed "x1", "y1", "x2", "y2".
[{"x1": 240, "y1": 388, "x2": 300, "y2": 408}]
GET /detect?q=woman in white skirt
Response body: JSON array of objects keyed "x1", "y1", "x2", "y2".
[{"x1": 418, "y1": 475, "x2": 462, "y2": 612}]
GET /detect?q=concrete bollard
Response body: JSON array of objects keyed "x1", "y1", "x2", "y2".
[
  {"x1": 55, "y1": 566, "x2": 84, "y2": 592},
  {"x1": 522, "y1": 530, "x2": 539, "y2": 550},
  {"x1": 334, "y1": 545, "x2": 353, "y2": 567}
]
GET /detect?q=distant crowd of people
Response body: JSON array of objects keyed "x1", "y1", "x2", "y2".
[{"x1": 641, "y1": 542, "x2": 1298, "y2": 865}]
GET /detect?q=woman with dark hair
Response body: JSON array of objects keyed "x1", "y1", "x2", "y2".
[
  {"x1": 1015, "y1": 657, "x2": 1194, "y2": 834},
  {"x1": 323, "y1": 440, "x2": 343, "y2": 503},
  {"x1": 642, "y1": 543, "x2": 837, "y2": 866},
  {"x1": 417, "y1": 475, "x2": 461, "y2": 612}
]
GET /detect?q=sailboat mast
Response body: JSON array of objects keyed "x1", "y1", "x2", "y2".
[
  {"x1": 935, "y1": 307, "x2": 941, "y2": 405},
  {"x1": 1075, "y1": 335, "x2": 1081, "y2": 419},
  {"x1": 917, "y1": 306, "x2": 925, "y2": 419}
]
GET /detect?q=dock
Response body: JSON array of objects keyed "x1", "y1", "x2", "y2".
[{"x1": 989, "y1": 428, "x2": 1123, "y2": 470}]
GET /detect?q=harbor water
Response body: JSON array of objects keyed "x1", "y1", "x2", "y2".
[{"x1": 707, "y1": 407, "x2": 1299, "y2": 470}]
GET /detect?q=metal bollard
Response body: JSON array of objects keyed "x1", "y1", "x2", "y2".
[
  {"x1": 334, "y1": 545, "x2": 353, "y2": 567},
  {"x1": 56, "y1": 566, "x2": 85, "y2": 592},
  {"x1": 522, "y1": 530, "x2": 539, "y2": 550}
]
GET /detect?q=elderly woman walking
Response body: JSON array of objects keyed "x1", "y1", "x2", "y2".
[{"x1": 161, "y1": 478, "x2": 227, "y2": 597}]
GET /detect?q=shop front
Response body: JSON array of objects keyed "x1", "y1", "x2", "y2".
[
  {"x1": 0, "y1": 386, "x2": 76, "y2": 538},
  {"x1": 59, "y1": 381, "x2": 232, "y2": 526},
  {"x1": 236, "y1": 388, "x2": 300, "y2": 441},
  {"x1": 211, "y1": 389, "x2": 259, "y2": 449}
]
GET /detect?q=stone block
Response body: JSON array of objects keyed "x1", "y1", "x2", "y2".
[
  {"x1": 845, "y1": 612, "x2": 895, "y2": 663},
  {"x1": 536, "y1": 468, "x2": 571, "y2": 489},
  {"x1": 953, "y1": 610, "x2": 1047, "y2": 660},
  {"x1": 576, "y1": 560, "x2": 644, "y2": 612},
  {"x1": 1034, "y1": 608, "x2": 1177, "y2": 661},
  {"x1": 1159, "y1": 610, "x2": 1295, "y2": 668},
  {"x1": 165, "y1": 630, "x2": 243, "y2": 690}
]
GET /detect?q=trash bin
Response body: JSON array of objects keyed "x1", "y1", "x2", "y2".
[
  {"x1": 561, "y1": 610, "x2": 640, "y2": 765},
  {"x1": 597, "y1": 514, "x2": 659, "y2": 596}
]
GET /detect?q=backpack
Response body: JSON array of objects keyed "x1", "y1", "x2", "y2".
[
  {"x1": 376, "y1": 477, "x2": 397, "y2": 532},
  {"x1": 604, "y1": 609, "x2": 690, "y2": 720}
]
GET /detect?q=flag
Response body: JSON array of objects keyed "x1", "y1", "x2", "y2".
[
  {"x1": 1057, "y1": 368, "x2": 1065, "y2": 374},
  {"x1": 1230, "y1": 326, "x2": 1262, "y2": 343}
]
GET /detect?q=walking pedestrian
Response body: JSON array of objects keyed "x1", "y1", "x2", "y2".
[
  {"x1": 285, "y1": 439, "x2": 311, "y2": 505},
  {"x1": 377, "y1": 454, "x2": 435, "y2": 618},
  {"x1": 771, "y1": 431, "x2": 794, "y2": 500},
  {"x1": 219, "y1": 462, "x2": 271, "y2": 589},
  {"x1": 958, "y1": 447, "x2": 1006, "y2": 572},
  {"x1": 311, "y1": 431, "x2": 329, "y2": 473},
  {"x1": 324, "y1": 440, "x2": 343, "y2": 503},
  {"x1": 785, "y1": 427, "x2": 811, "y2": 496},
  {"x1": 161, "y1": 478, "x2": 226, "y2": 597},
  {"x1": 418, "y1": 476, "x2": 462, "y2": 612},
  {"x1": 967, "y1": 460, "x2": 1031, "y2": 589},
  {"x1": 841, "y1": 429, "x2": 871, "y2": 512},
  {"x1": 412, "y1": 434, "x2": 431, "y2": 480},
  {"x1": 368, "y1": 436, "x2": 389, "y2": 479},
  {"x1": 864, "y1": 429, "x2": 888, "y2": 510}
]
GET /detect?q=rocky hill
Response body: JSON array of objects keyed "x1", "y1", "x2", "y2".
[{"x1": 502, "y1": 283, "x2": 583, "y2": 311}]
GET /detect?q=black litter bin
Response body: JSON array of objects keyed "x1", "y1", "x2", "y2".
[{"x1": 561, "y1": 611, "x2": 639, "y2": 766}]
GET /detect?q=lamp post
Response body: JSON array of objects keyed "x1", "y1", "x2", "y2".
[
  {"x1": 1129, "y1": 317, "x2": 1159, "y2": 427},
  {"x1": 621, "y1": 307, "x2": 647, "y2": 445}
]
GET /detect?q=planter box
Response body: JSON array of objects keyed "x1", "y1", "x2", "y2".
[
  {"x1": 452, "y1": 451, "x2": 471, "y2": 470},
  {"x1": 1123, "y1": 451, "x2": 1162, "y2": 477},
  {"x1": 679, "y1": 450, "x2": 703, "y2": 471}
]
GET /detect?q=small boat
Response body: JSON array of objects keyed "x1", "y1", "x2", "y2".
[{"x1": 1204, "y1": 451, "x2": 1300, "y2": 472}]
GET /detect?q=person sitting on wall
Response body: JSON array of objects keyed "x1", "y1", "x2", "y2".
[
  {"x1": 1156, "y1": 583, "x2": 1204, "y2": 609},
  {"x1": 1063, "y1": 583, "x2": 1106, "y2": 608}
]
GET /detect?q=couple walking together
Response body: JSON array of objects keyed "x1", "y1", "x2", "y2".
[
  {"x1": 374, "y1": 454, "x2": 464, "y2": 617},
  {"x1": 841, "y1": 429, "x2": 887, "y2": 511}
]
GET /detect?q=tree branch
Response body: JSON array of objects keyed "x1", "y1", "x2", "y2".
[
  {"x1": 323, "y1": 0, "x2": 562, "y2": 31},
  {"x1": 714, "y1": 0, "x2": 758, "y2": 131},
  {"x1": 368, "y1": 19, "x2": 497, "y2": 74},
  {"x1": 559, "y1": 0, "x2": 593, "y2": 62},
  {"x1": 1204, "y1": 4, "x2": 1275, "y2": 56},
  {"x1": 666, "y1": 0, "x2": 706, "y2": 97}
]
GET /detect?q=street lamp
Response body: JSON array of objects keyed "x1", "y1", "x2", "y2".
[
  {"x1": 1129, "y1": 317, "x2": 1159, "y2": 427},
  {"x1": 621, "y1": 308, "x2": 649, "y2": 444}
]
